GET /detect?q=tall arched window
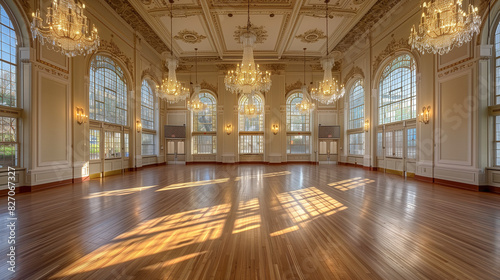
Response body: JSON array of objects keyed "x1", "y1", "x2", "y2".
[
  {"x1": 89, "y1": 55, "x2": 129, "y2": 160},
  {"x1": 0, "y1": 4, "x2": 19, "y2": 167},
  {"x1": 286, "y1": 92, "x2": 311, "y2": 154},
  {"x1": 239, "y1": 94, "x2": 264, "y2": 154},
  {"x1": 192, "y1": 92, "x2": 217, "y2": 154},
  {"x1": 379, "y1": 54, "x2": 416, "y2": 125},
  {"x1": 347, "y1": 80, "x2": 365, "y2": 155},
  {"x1": 493, "y1": 22, "x2": 500, "y2": 166},
  {"x1": 141, "y1": 80, "x2": 156, "y2": 156},
  {"x1": 378, "y1": 54, "x2": 416, "y2": 160}
]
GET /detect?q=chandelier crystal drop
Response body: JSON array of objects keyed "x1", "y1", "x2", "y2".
[
  {"x1": 187, "y1": 48, "x2": 207, "y2": 113},
  {"x1": 311, "y1": 0, "x2": 344, "y2": 105},
  {"x1": 224, "y1": 0, "x2": 272, "y2": 95},
  {"x1": 296, "y1": 48, "x2": 315, "y2": 113},
  {"x1": 409, "y1": 0, "x2": 481, "y2": 55},
  {"x1": 157, "y1": 0, "x2": 190, "y2": 104},
  {"x1": 31, "y1": 0, "x2": 100, "y2": 57},
  {"x1": 239, "y1": 94, "x2": 262, "y2": 117}
]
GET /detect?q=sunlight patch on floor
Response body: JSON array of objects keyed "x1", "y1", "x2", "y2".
[
  {"x1": 328, "y1": 177, "x2": 375, "y2": 191},
  {"x1": 156, "y1": 178, "x2": 230, "y2": 191},
  {"x1": 233, "y1": 198, "x2": 261, "y2": 234},
  {"x1": 234, "y1": 171, "x2": 291, "y2": 181},
  {"x1": 51, "y1": 203, "x2": 230, "y2": 277},
  {"x1": 84, "y1": 185, "x2": 158, "y2": 199}
]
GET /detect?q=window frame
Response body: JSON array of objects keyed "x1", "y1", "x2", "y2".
[
  {"x1": 348, "y1": 132, "x2": 365, "y2": 156},
  {"x1": 238, "y1": 94, "x2": 264, "y2": 155},
  {"x1": 192, "y1": 91, "x2": 217, "y2": 155},
  {"x1": 285, "y1": 91, "x2": 312, "y2": 155}
]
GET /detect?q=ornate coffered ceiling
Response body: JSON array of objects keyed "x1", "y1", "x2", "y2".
[{"x1": 111, "y1": 0, "x2": 378, "y2": 62}]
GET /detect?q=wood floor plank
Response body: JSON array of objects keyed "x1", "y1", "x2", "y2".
[{"x1": 1, "y1": 164, "x2": 500, "y2": 279}]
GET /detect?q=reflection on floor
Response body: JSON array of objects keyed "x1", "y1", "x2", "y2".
[{"x1": 1, "y1": 164, "x2": 500, "y2": 279}]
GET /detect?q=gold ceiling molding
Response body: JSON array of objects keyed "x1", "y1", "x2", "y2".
[
  {"x1": 295, "y1": 29, "x2": 326, "y2": 43},
  {"x1": 141, "y1": 68, "x2": 160, "y2": 84},
  {"x1": 98, "y1": 39, "x2": 134, "y2": 77},
  {"x1": 233, "y1": 23, "x2": 268, "y2": 44},
  {"x1": 216, "y1": 64, "x2": 236, "y2": 72},
  {"x1": 263, "y1": 64, "x2": 286, "y2": 74},
  {"x1": 344, "y1": 66, "x2": 365, "y2": 83},
  {"x1": 353, "y1": 0, "x2": 367, "y2": 4},
  {"x1": 300, "y1": 6, "x2": 357, "y2": 18},
  {"x1": 285, "y1": 80, "x2": 303, "y2": 93},
  {"x1": 333, "y1": 0, "x2": 403, "y2": 53},
  {"x1": 175, "y1": 30, "x2": 207, "y2": 44},
  {"x1": 372, "y1": 37, "x2": 411, "y2": 77},
  {"x1": 200, "y1": 80, "x2": 218, "y2": 94},
  {"x1": 310, "y1": 61, "x2": 342, "y2": 72},
  {"x1": 211, "y1": 0, "x2": 292, "y2": 7},
  {"x1": 103, "y1": 0, "x2": 169, "y2": 54}
]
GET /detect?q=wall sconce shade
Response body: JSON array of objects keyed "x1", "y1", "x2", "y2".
[
  {"x1": 225, "y1": 124, "x2": 233, "y2": 135},
  {"x1": 272, "y1": 124, "x2": 279, "y2": 135},
  {"x1": 76, "y1": 107, "x2": 87, "y2": 125},
  {"x1": 419, "y1": 106, "x2": 431, "y2": 124},
  {"x1": 136, "y1": 120, "x2": 142, "y2": 132},
  {"x1": 364, "y1": 119, "x2": 369, "y2": 132}
]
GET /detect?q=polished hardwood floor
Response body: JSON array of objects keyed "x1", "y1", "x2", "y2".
[{"x1": 1, "y1": 164, "x2": 500, "y2": 279}]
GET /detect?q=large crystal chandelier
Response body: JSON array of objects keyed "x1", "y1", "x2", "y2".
[
  {"x1": 224, "y1": 0, "x2": 271, "y2": 95},
  {"x1": 31, "y1": 0, "x2": 100, "y2": 57},
  {"x1": 311, "y1": 0, "x2": 345, "y2": 105},
  {"x1": 187, "y1": 48, "x2": 207, "y2": 113},
  {"x1": 157, "y1": 0, "x2": 190, "y2": 104},
  {"x1": 409, "y1": 0, "x2": 481, "y2": 55},
  {"x1": 296, "y1": 48, "x2": 315, "y2": 114},
  {"x1": 240, "y1": 95, "x2": 262, "y2": 117}
]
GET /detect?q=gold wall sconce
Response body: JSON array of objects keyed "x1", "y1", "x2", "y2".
[
  {"x1": 419, "y1": 106, "x2": 431, "y2": 124},
  {"x1": 136, "y1": 120, "x2": 142, "y2": 132},
  {"x1": 75, "y1": 107, "x2": 87, "y2": 125},
  {"x1": 225, "y1": 124, "x2": 233, "y2": 135},
  {"x1": 364, "y1": 119, "x2": 369, "y2": 132},
  {"x1": 272, "y1": 124, "x2": 279, "y2": 135}
]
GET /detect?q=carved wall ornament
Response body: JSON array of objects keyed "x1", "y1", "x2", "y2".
[
  {"x1": 34, "y1": 62, "x2": 69, "y2": 79},
  {"x1": 344, "y1": 66, "x2": 365, "y2": 82},
  {"x1": 174, "y1": 30, "x2": 207, "y2": 44},
  {"x1": 233, "y1": 23, "x2": 268, "y2": 44},
  {"x1": 98, "y1": 39, "x2": 134, "y2": 77},
  {"x1": 437, "y1": 62, "x2": 474, "y2": 78},
  {"x1": 141, "y1": 68, "x2": 160, "y2": 84},
  {"x1": 263, "y1": 64, "x2": 286, "y2": 74},
  {"x1": 295, "y1": 29, "x2": 326, "y2": 43},
  {"x1": 216, "y1": 64, "x2": 236, "y2": 72},
  {"x1": 286, "y1": 80, "x2": 303, "y2": 93},
  {"x1": 103, "y1": 0, "x2": 169, "y2": 54},
  {"x1": 200, "y1": 80, "x2": 218, "y2": 95},
  {"x1": 372, "y1": 36, "x2": 412, "y2": 77},
  {"x1": 333, "y1": 0, "x2": 403, "y2": 53}
]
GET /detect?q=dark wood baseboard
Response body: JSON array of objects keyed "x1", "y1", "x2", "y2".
[
  {"x1": 186, "y1": 161, "x2": 217, "y2": 165},
  {"x1": 30, "y1": 179, "x2": 74, "y2": 193},
  {"x1": 434, "y1": 178, "x2": 488, "y2": 192},
  {"x1": 73, "y1": 176, "x2": 90, "y2": 183},
  {"x1": 488, "y1": 186, "x2": 500, "y2": 194},
  {"x1": 415, "y1": 175, "x2": 434, "y2": 183},
  {"x1": 363, "y1": 166, "x2": 378, "y2": 171}
]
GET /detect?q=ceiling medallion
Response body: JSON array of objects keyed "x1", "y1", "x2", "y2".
[
  {"x1": 174, "y1": 30, "x2": 207, "y2": 44},
  {"x1": 296, "y1": 29, "x2": 326, "y2": 43},
  {"x1": 233, "y1": 23, "x2": 268, "y2": 44}
]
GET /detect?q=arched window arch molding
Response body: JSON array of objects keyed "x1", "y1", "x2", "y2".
[
  {"x1": 0, "y1": 0, "x2": 31, "y2": 48},
  {"x1": 191, "y1": 88, "x2": 218, "y2": 100},
  {"x1": 478, "y1": 1, "x2": 500, "y2": 46},
  {"x1": 285, "y1": 88, "x2": 312, "y2": 101}
]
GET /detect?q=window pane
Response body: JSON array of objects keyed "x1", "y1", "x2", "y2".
[
  {"x1": 349, "y1": 133, "x2": 364, "y2": 155},
  {"x1": 192, "y1": 135, "x2": 216, "y2": 154},
  {"x1": 239, "y1": 134, "x2": 263, "y2": 154},
  {"x1": 141, "y1": 80, "x2": 155, "y2": 130},
  {"x1": 0, "y1": 116, "x2": 17, "y2": 167},
  {"x1": 348, "y1": 80, "x2": 364, "y2": 129},
  {"x1": 0, "y1": 5, "x2": 17, "y2": 108},
  {"x1": 394, "y1": 130, "x2": 403, "y2": 158},
  {"x1": 104, "y1": 131, "x2": 122, "y2": 159},
  {"x1": 377, "y1": 132, "x2": 383, "y2": 157},
  {"x1": 385, "y1": 131, "x2": 393, "y2": 157},
  {"x1": 239, "y1": 95, "x2": 264, "y2": 132},
  {"x1": 124, "y1": 133, "x2": 129, "y2": 157},
  {"x1": 141, "y1": 133, "x2": 155, "y2": 156},
  {"x1": 287, "y1": 135, "x2": 310, "y2": 154},
  {"x1": 89, "y1": 129, "x2": 100, "y2": 160},
  {"x1": 286, "y1": 92, "x2": 310, "y2": 132},
  {"x1": 407, "y1": 128, "x2": 416, "y2": 160}
]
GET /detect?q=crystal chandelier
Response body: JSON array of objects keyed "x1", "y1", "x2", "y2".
[
  {"x1": 296, "y1": 48, "x2": 315, "y2": 114},
  {"x1": 157, "y1": 0, "x2": 190, "y2": 104},
  {"x1": 187, "y1": 48, "x2": 207, "y2": 113},
  {"x1": 31, "y1": 0, "x2": 100, "y2": 57},
  {"x1": 311, "y1": 0, "x2": 345, "y2": 105},
  {"x1": 409, "y1": 0, "x2": 481, "y2": 55},
  {"x1": 224, "y1": 0, "x2": 271, "y2": 95},
  {"x1": 240, "y1": 95, "x2": 262, "y2": 117}
]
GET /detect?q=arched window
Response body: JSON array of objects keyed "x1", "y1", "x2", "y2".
[
  {"x1": 378, "y1": 54, "x2": 416, "y2": 125},
  {"x1": 0, "y1": 4, "x2": 19, "y2": 167},
  {"x1": 89, "y1": 55, "x2": 129, "y2": 160},
  {"x1": 286, "y1": 92, "x2": 311, "y2": 154},
  {"x1": 378, "y1": 54, "x2": 416, "y2": 160},
  {"x1": 494, "y1": 22, "x2": 500, "y2": 166},
  {"x1": 141, "y1": 80, "x2": 156, "y2": 156},
  {"x1": 192, "y1": 92, "x2": 217, "y2": 154},
  {"x1": 89, "y1": 55, "x2": 128, "y2": 126},
  {"x1": 239, "y1": 94, "x2": 264, "y2": 154},
  {"x1": 347, "y1": 80, "x2": 365, "y2": 155},
  {"x1": 348, "y1": 80, "x2": 364, "y2": 129}
]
